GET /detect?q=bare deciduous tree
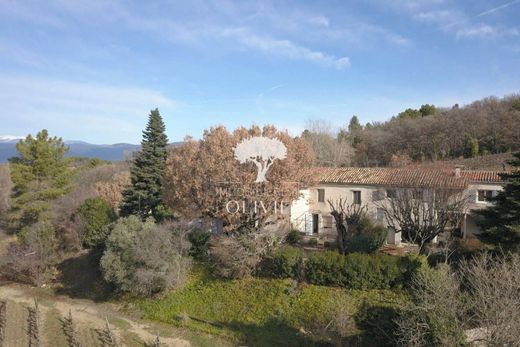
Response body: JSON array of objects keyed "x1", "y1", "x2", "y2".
[
  {"x1": 326, "y1": 198, "x2": 368, "y2": 254},
  {"x1": 302, "y1": 120, "x2": 354, "y2": 167},
  {"x1": 397, "y1": 253, "x2": 520, "y2": 347},
  {"x1": 461, "y1": 253, "x2": 520, "y2": 346},
  {"x1": 375, "y1": 188, "x2": 468, "y2": 252}
]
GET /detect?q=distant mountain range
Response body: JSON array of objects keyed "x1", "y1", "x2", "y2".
[{"x1": 0, "y1": 137, "x2": 182, "y2": 163}]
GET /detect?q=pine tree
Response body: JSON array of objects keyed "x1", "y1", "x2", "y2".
[
  {"x1": 8, "y1": 130, "x2": 72, "y2": 229},
  {"x1": 476, "y1": 152, "x2": 520, "y2": 251},
  {"x1": 120, "y1": 109, "x2": 170, "y2": 220}
]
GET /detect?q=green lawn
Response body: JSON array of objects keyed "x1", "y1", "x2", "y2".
[{"x1": 134, "y1": 267, "x2": 407, "y2": 346}]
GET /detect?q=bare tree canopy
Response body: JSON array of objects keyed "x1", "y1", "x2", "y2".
[
  {"x1": 301, "y1": 120, "x2": 354, "y2": 167},
  {"x1": 163, "y1": 125, "x2": 315, "y2": 233},
  {"x1": 375, "y1": 188, "x2": 468, "y2": 252}
]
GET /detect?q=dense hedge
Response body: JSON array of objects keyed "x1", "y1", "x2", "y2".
[
  {"x1": 305, "y1": 251, "x2": 427, "y2": 290},
  {"x1": 259, "y1": 247, "x2": 427, "y2": 290},
  {"x1": 259, "y1": 247, "x2": 304, "y2": 279}
]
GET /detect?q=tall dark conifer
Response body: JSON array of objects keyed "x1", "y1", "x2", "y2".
[
  {"x1": 476, "y1": 152, "x2": 520, "y2": 251},
  {"x1": 120, "y1": 109, "x2": 169, "y2": 219}
]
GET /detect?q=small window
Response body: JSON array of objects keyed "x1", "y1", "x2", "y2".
[
  {"x1": 353, "y1": 191, "x2": 361, "y2": 204},
  {"x1": 376, "y1": 208, "x2": 385, "y2": 222},
  {"x1": 317, "y1": 189, "x2": 325, "y2": 203},
  {"x1": 386, "y1": 189, "x2": 396, "y2": 199},
  {"x1": 477, "y1": 190, "x2": 494, "y2": 202}
]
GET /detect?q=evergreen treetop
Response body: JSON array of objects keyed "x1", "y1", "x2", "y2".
[
  {"x1": 476, "y1": 152, "x2": 520, "y2": 251},
  {"x1": 119, "y1": 108, "x2": 170, "y2": 219}
]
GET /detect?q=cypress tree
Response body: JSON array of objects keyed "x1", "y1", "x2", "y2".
[
  {"x1": 476, "y1": 152, "x2": 520, "y2": 251},
  {"x1": 120, "y1": 109, "x2": 170, "y2": 219}
]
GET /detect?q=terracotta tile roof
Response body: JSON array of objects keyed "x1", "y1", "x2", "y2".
[
  {"x1": 460, "y1": 170, "x2": 508, "y2": 183},
  {"x1": 316, "y1": 167, "x2": 504, "y2": 188}
]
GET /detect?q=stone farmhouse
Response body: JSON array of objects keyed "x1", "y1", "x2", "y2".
[{"x1": 290, "y1": 167, "x2": 505, "y2": 245}]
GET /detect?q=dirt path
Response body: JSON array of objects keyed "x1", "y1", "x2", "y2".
[{"x1": 0, "y1": 283, "x2": 191, "y2": 347}]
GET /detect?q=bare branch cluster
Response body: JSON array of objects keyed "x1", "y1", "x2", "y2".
[
  {"x1": 327, "y1": 198, "x2": 368, "y2": 254},
  {"x1": 375, "y1": 188, "x2": 469, "y2": 252}
]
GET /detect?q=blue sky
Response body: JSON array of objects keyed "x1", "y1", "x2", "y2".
[{"x1": 0, "y1": 0, "x2": 519, "y2": 144}]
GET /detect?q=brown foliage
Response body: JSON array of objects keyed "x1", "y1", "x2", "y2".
[
  {"x1": 52, "y1": 162, "x2": 129, "y2": 250},
  {"x1": 211, "y1": 232, "x2": 279, "y2": 279},
  {"x1": 95, "y1": 171, "x2": 130, "y2": 211},
  {"x1": 163, "y1": 125, "x2": 315, "y2": 233}
]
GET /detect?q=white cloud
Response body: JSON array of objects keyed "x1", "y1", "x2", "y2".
[
  {"x1": 308, "y1": 15, "x2": 330, "y2": 27},
  {"x1": 456, "y1": 24, "x2": 496, "y2": 39},
  {"x1": 219, "y1": 28, "x2": 350, "y2": 69},
  {"x1": 0, "y1": 77, "x2": 176, "y2": 143},
  {"x1": 455, "y1": 24, "x2": 519, "y2": 39},
  {"x1": 414, "y1": 10, "x2": 461, "y2": 25}
]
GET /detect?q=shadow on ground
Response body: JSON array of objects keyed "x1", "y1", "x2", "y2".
[{"x1": 54, "y1": 250, "x2": 114, "y2": 302}]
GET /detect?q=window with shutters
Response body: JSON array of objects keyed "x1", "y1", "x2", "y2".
[
  {"x1": 353, "y1": 190, "x2": 361, "y2": 204},
  {"x1": 477, "y1": 190, "x2": 494, "y2": 202},
  {"x1": 317, "y1": 189, "x2": 325, "y2": 203}
]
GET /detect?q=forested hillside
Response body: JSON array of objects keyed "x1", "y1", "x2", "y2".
[{"x1": 304, "y1": 94, "x2": 520, "y2": 167}]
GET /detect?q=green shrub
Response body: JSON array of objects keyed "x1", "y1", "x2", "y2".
[
  {"x1": 260, "y1": 247, "x2": 304, "y2": 279},
  {"x1": 348, "y1": 218, "x2": 388, "y2": 253},
  {"x1": 399, "y1": 252, "x2": 429, "y2": 285},
  {"x1": 101, "y1": 216, "x2": 191, "y2": 297},
  {"x1": 285, "y1": 229, "x2": 302, "y2": 245},
  {"x1": 78, "y1": 197, "x2": 117, "y2": 248},
  {"x1": 305, "y1": 251, "x2": 427, "y2": 290},
  {"x1": 354, "y1": 301, "x2": 401, "y2": 346},
  {"x1": 305, "y1": 250, "x2": 347, "y2": 287},
  {"x1": 188, "y1": 229, "x2": 211, "y2": 261}
]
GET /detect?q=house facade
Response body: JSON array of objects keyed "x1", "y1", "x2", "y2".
[{"x1": 290, "y1": 167, "x2": 505, "y2": 245}]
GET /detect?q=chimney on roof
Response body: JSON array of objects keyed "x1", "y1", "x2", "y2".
[{"x1": 454, "y1": 165, "x2": 463, "y2": 178}]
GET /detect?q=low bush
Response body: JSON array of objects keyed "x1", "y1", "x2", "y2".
[
  {"x1": 0, "y1": 221, "x2": 59, "y2": 286},
  {"x1": 211, "y1": 232, "x2": 279, "y2": 279},
  {"x1": 188, "y1": 229, "x2": 211, "y2": 261},
  {"x1": 100, "y1": 216, "x2": 191, "y2": 297},
  {"x1": 259, "y1": 247, "x2": 304, "y2": 279},
  {"x1": 305, "y1": 251, "x2": 427, "y2": 290},
  {"x1": 77, "y1": 197, "x2": 117, "y2": 248},
  {"x1": 348, "y1": 220, "x2": 387, "y2": 254},
  {"x1": 285, "y1": 229, "x2": 302, "y2": 245}
]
